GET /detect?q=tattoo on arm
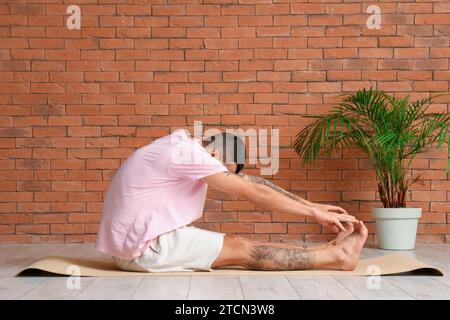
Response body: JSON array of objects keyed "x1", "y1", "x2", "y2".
[
  {"x1": 248, "y1": 245, "x2": 316, "y2": 270},
  {"x1": 238, "y1": 173, "x2": 302, "y2": 202}
]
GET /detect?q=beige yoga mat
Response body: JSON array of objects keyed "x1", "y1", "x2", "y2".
[{"x1": 17, "y1": 253, "x2": 443, "y2": 277}]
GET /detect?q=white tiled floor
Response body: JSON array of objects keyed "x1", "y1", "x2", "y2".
[{"x1": 1, "y1": 243, "x2": 449, "y2": 300}]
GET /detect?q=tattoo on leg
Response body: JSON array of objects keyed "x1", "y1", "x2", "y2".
[{"x1": 248, "y1": 245, "x2": 316, "y2": 270}]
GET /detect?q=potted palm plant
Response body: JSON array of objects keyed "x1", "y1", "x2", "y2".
[{"x1": 294, "y1": 88, "x2": 449, "y2": 250}]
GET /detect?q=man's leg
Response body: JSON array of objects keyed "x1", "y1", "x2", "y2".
[{"x1": 212, "y1": 222, "x2": 367, "y2": 271}]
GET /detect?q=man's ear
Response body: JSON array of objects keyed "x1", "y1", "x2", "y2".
[{"x1": 210, "y1": 149, "x2": 220, "y2": 158}]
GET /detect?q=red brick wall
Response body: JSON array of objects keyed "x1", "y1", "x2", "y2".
[{"x1": 0, "y1": 0, "x2": 449, "y2": 244}]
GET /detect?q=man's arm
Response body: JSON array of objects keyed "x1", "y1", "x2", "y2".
[
  {"x1": 237, "y1": 173, "x2": 315, "y2": 207},
  {"x1": 202, "y1": 172, "x2": 357, "y2": 232},
  {"x1": 239, "y1": 173, "x2": 349, "y2": 216},
  {"x1": 202, "y1": 171, "x2": 317, "y2": 219}
]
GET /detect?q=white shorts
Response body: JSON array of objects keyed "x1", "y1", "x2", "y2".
[{"x1": 112, "y1": 226, "x2": 225, "y2": 272}]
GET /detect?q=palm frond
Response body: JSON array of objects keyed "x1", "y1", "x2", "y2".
[{"x1": 293, "y1": 88, "x2": 450, "y2": 208}]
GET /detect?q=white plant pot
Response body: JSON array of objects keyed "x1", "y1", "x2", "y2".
[{"x1": 373, "y1": 207, "x2": 422, "y2": 250}]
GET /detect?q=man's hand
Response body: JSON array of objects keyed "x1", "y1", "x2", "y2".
[
  {"x1": 311, "y1": 208, "x2": 358, "y2": 233},
  {"x1": 312, "y1": 203, "x2": 349, "y2": 215}
]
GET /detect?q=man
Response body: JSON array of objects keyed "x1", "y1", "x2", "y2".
[{"x1": 96, "y1": 129, "x2": 367, "y2": 273}]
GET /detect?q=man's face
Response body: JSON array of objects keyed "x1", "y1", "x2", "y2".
[{"x1": 209, "y1": 148, "x2": 237, "y2": 174}]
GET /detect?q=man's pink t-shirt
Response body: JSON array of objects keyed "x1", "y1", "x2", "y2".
[{"x1": 96, "y1": 130, "x2": 227, "y2": 260}]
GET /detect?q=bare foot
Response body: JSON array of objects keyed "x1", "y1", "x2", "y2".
[
  {"x1": 331, "y1": 221, "x2": 368, "y2": 271},
  {"x1": 326, "y1": 221, "x2": 355, "y2": 247},
  {"x1": 303, "y1": 222, "x2": 355, "y2": 251}
]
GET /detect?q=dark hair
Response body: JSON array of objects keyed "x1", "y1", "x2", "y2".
[{"x1": 205, "y1": 132, "x2": 245, "y2": 174}]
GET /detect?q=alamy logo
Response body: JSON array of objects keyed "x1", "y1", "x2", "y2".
[
  {"x1": 366, "y1": 264, "x2": 382, "y2": 290},
  {"x1": 66, "y1": 264, "x2": 81, "y2": 290},
  {"x1": 66, "y1": 5, "x2": 81, "y2": 30},
  {"x1": 65, "y1": 5, "x2": 382, "y2": 31},
  {"x1": 366, "y1": 5, "x2": 382, "y2": 30},
  {"x1": 171, "y1": 122, "x2": 280, "y2": 176}
]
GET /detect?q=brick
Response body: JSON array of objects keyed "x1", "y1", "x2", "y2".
[
  {"x1": 415, "y1": 14, "x2": 450, "y2": 25},
  {"x1": 342, "y1": 191, "x2": 376, "y2": 201},
  {"x1": 204, "y1": 82, "x2": 237, "y2": 93},
  {"x1": 288, "y1": 223, "x2": 321, "y2": 234},
  {"x1": 205, "y1": 39, "x2": 238, "y2": 49},
  {"x1": 307, "y1": 191, "x2": 341, "y2": 202},
  {"x1": 221, "y1": 223, "x2": 254, "y2": 234},
  {"x1": 0, "y1": 225, "x2": 15, "y2": 235},
  {"x1": 274, "y1": 16, "x2": 306, "y2": 27},
  {"x1": 255, "y1": 93, "x2": 288, "y2": 104},
  {"x1": 431, "y1": 48, "x2": 450, "y2": 58},
  {"x1": 205, "y1": 16, "x2": 237, "y2": 27},
  {"x1": 379, "y1": 36, "x2": 413, "y2": 48},
  {"x1": 413, "y1": 191, "x2": 447, "y2": 202},
  {"x1": 220, "y1": 4, "x2": 252, "y2": 15},
  {"x1": 308, "y1": 37, "x2": 341, "y2": 48},
  {"x1": 239, "y1": 61, "x2": 272, "y2": 71},
  {"x1": 204, "y1": 212, "x2": 237, "y2": 223},
  {"x1": 271, "y1": 212, "x2": 305, "y2": 223},
  {"x1": 413, "y1": 81, "x2": 448, "y2": 92},
  {"x1": 255, "y1": 223, "x2": 287, "y2": 234},
  {"x1": 1, "y1": 214, "x2": 30, "y2": 224},
  {"x1": 326, "y1": 4, "x2": 360, "y2": 14},
  {"x1": 256, "y1": 4, "x2": 289, "y2": 15},
  {"x1": 222, "y1": 27, "x2": 255, "y2": 38},
  {"x1": 219, "y1": 49, "x2": 254, "y2": 60},
  {"x1": 291, "y1": 3, "x2": 325, "y2": 14},
  {"x1": 398, "y1": 25, "x2": 433, "y2": 37},
  {"x1": 51, "y1": 224, "x2": 84, "y2": 235},
  {"x1": 17, "y1": 224, "x2": 49, "y2": 235},
  {"x1": 238, "y1": 212, "x2": 271, "y2": 223},
  {"x1": 187, "y1": 28, "x2": 220, "y2": 39},
  {"x1": 0, "y1": 127, "x2": 31, "y2": 137},
  {"x1": 395, "y1": 48, "x2": 429, "y2": 59},
  {"x1": 309, "y1": 15, "x2": 342, "y2": 26},
  {"x1": 309, "y1": 170, "x2": 342, "y2": 180},
  {"x1": 220, "y1": 93, "x2": 253, "y2": 104},
  {"x1": 239, "y1": 16, "x2": 272, "y2": 27}
]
